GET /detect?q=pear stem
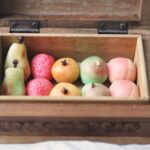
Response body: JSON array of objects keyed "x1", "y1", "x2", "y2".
[
  {"x1": 91, "y1": 83, "x2": 95, "y2": 88},
  {"x1": 96, "y1": 61, "x2": 101, "y2": 66},
  {"x1": 62, "y1": 87, "x2": 68, "y2": 94},
  {"x1": 61, "y1": 59, "x2": 67, "y2": 66},
  {"x1": 13, "y1": 59, "x2": 19, "y2": 68},
  {"x1": 19, "y1": 36, "x2": 24, "y2": 44}
]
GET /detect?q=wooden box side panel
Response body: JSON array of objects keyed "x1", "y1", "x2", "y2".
[
  {"x1": 0, "y1": 117, "x2": 149, "y2": 144},
  {"x1": 0, "y1": 38, "x2": 2, "y2": 83},
  {"x1": 134, "y1": 36, "x2": 149, "y2": 99},
  {"x1": 1, "y1": 35, "x2": 137, "y2": 62}
]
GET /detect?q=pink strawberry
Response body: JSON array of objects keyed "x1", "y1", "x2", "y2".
[
  {"x1": 26, "y1": 78, "x2": 53, "y2": 96},
  {"x1": 31, "y1": 53, "x2": 55, "y2": 80}
]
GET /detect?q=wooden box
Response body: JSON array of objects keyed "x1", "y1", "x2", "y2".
[{"x1": 0, "y1": 0, "x2": 150, "y2": 144}]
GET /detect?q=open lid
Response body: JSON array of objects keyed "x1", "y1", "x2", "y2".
[{"x1": 0, "y1": 0, "x2": 144, "y2": 28}]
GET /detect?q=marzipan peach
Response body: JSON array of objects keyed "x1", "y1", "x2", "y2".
[
  {"x1": 108, "y1": 57, "x2": 136, "y2": 82},
  {"x1": 110, "y1": 80, "x2": 139, "y2": 98}
]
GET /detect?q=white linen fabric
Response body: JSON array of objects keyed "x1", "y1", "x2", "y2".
[{"x1": 0, "y1": 141, "x2": 149, "y2": 150}]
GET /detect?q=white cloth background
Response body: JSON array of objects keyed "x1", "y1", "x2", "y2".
[{"x1": 0, "y1": 141, "x2": 149, "y2": 150}]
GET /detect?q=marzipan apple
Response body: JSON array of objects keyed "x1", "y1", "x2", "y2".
[
  {"x1": 52, "y1": 58, "x2": 79, "y2": 83},
  {"x1": 50, "y1": 82, "x2": 81, "y2": 96},
  {"x1": 82, "y1": 83, "x2": 110, "y2": 96},
  {"x1": 80, "y1": 56, "x2": 108, "y2": 84}
]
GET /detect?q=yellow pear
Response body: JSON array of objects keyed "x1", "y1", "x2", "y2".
[
  {"x1": 1, "y1": 59, "x2": 25, "y2": 95},
  {"x1": 5, "y1": 37, "x2": 31, "y2": 80}
]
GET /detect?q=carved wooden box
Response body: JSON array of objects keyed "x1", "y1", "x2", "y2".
[{"x1": 0, "y1": 0, "x2": 150, "y2": 144}]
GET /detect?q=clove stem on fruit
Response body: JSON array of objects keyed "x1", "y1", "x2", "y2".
[
  {"x1": 19, "y1": 36, "x2": 24, "y2": 44},
  {"x1": 61, "y1": 59, "x2": 68, "y2": 66},
  {"x1": 13, "y1": 59, "x2": 19, "y2": 68},
  {"x1": 62, "y1": 87, "x2": 68, "y2": 94},
  {"x1": 91, "y1": 83, "x2": 95, "y2": 88},
  {"x1": 96, "y1": 61, "x2": 101, "y2": 66}
]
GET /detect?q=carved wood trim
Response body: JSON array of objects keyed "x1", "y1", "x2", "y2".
[{"x1": 0, "y1": 120, "x2": 141, "y2": 136}]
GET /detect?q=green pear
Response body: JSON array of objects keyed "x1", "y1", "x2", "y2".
[
  {"x1": 1, "y1": 59, "x2": 25, "y2": 95},
  {"x1": 5, "y1": 37, "x2": 31, "y2": 80}
]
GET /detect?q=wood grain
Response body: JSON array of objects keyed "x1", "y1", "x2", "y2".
[
  {"x1": 1, "y1": 35, "x2": 137, "y2": 61},
  {"x1": 141, "y1": 0, "x2": 150, "y2": 25},
  {"x1": 0, "y1": 102, "x2": 149, "y2": 118},
  {"x1": 134, "y1": 36, "x2": 149, "y2": 99},
  {"x1": 0, "y1": 119, "x2": 141, "y2": 136},
  {"x1": 0, "y1": 136, "x2": 150, "y2": 144},
  {"x1": 0, "y1": 38, "x2": 2, "y2": 83},
  {"x1": 0, "y1": 0, "x2": 142, "y2": 18},
  {"x1": 0, "y1": 0, "x2": 142, "y2": 28}
]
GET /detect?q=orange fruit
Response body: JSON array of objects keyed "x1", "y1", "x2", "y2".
[
  {"x1": 52, "y1": 58, "x2": 79, "y2": 83},
  {"x1": 49, "y1": 82, "x2": 81, "y2": 96}
]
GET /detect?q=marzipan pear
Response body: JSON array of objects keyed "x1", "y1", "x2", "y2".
[
  {"x1": 5, "y1": 37, "x2": 31, "y2": 80},
  {"x1": 1, "y1": 59, "x2": 26, "y2": 95}
]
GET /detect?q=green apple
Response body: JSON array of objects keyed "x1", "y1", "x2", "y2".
[{"x1": 80, "y1": 56, "x2": 108, "y2": 84}]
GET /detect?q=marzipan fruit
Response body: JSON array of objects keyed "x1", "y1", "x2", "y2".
[
  {"x1": 1, "y1": 59, "x2": 25, "y2": 95},
  {"x1": 5, "y1": 37, "x2": 31, "y2": 80},
  {"x1": 50, "y1": 82, "x2": 81, "y2": 96},
  {"x1": 52, "y1": 58, "x2": 79, "y2": 83},
  {"x1": 80, "y1": 56, "x2": 108, "y2": 84}
]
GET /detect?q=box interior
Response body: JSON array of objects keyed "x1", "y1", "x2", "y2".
[{"x1": 0, "y1": 34, "x2": 149, "y2": 102}]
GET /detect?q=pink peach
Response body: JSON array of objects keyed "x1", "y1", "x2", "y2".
[
  {"x1": 110, "y1": 80, "x2": 139, "y2": 98},
  {"x1": 108, "y1": 57, "x2": 136, "y2": 82}
]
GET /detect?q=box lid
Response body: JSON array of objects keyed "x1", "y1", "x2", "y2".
[{"x1": 0, "y1": 0, "x2": 147, "y2": 28}]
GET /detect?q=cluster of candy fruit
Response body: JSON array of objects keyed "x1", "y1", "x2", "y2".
[
  {"x1": 27, "y1": 56, "x2": 81, "y2": 96},
  {"x1": 0, "y1": 39, "x2": 139, "y2": 98},
  {"x1": 1, "y1": 37, "x2": 31, "y2": 95},
  {"x1": 80, "y1": 56, "x2": 139, "y2": 98},
  {"x1": 108, "y1": 57, "x2": 139, "y2": 98}
]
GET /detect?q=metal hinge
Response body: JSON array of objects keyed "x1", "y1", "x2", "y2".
[
  {"x1": 97, "y1": 20, "x2": 128, "y2": 34},
  {"x1": 10, "y1": 20, "x2": 40, "y2": 33}
]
